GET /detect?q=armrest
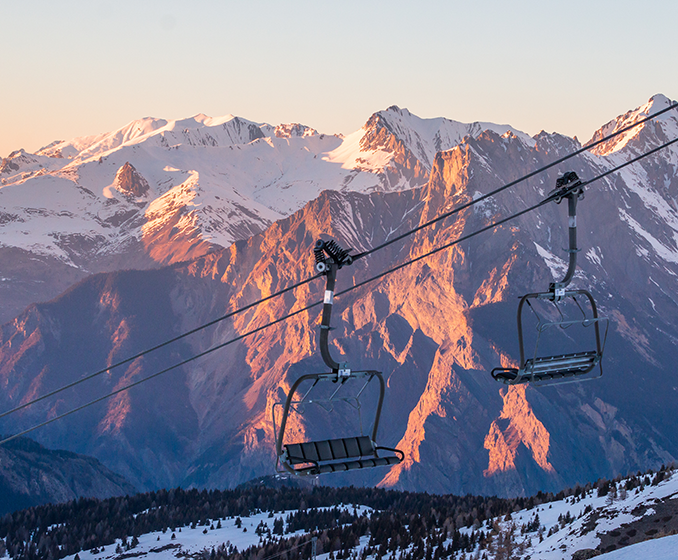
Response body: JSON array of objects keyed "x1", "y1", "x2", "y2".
[{"x1": 375, "y1": 446, "x2": 405, "y2": 462}]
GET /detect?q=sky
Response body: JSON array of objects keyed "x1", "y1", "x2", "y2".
[{"x1": 1, "y1": 0, "x2": 677, "y2": 158}]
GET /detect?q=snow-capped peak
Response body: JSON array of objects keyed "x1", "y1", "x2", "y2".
[
  {"x1": 323, "y1": 104, "x2": 534, "y2": 179},
  {"x1": 365, "y1": 104, "x2": 535, "y2": 166},
  {"x1": 35, "y1": 117, "x2": 169, "y2": 160},
  {"x1": 273, "y1": 123, "x2": 319, "y2": 138},
  {"x1": 586, "y1": 94, "x2": 678, "y2": 156}
]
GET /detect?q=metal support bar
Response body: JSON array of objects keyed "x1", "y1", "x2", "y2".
[
  {"x1": 548, "y1": 172, "x2": 584, "y2": 299},
  {"x1": 315, "y1": 238, "x2": 355, "y2": 375},
  {"x1": 319, "y1": 262, "x2": 342, "y2": 372}
]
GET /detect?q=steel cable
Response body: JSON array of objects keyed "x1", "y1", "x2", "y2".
[
  {"x1": 0, "y1": 102, "x2": 676, "y2": 426},
  {"x1": 1, "y1": 134, "x2": 675, "y2": 446}
]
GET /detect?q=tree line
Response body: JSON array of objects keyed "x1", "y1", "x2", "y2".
[{"x1": 1, "y1": 465, "x2": 674, "y2": 560}]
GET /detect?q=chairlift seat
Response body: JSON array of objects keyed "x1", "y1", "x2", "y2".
[
  {"x1": 492, "y1": 350, "x2": 601, "y2": 385},
  {"x1": 490, "y1": 173, "x2": 609, "y2": 387},
  {"x1": 283, "y1": 435, "x2": 403, "y2": 476},
  {"x1": 275, "y1": 240, "x2": 405, "y2": 476}
]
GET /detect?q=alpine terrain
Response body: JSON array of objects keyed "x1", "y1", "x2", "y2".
[
  {"x1": 3, "y1": 466, "x2": 678, "y2": 560},
  {"x1": 0, "y1": 95, "x2": 677, "y2": 499}
]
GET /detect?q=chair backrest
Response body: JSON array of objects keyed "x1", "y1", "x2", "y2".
[
  {"x1": 284, "y1": 436, "x2": 375, "y2": 465},
  {"x1": 283, "y1": 435, "x2": 403, "y2": 475}
]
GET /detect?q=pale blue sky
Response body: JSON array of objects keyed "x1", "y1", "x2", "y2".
[{"x1": 1, "y1": 0, "x2": 676, "y2": 157}]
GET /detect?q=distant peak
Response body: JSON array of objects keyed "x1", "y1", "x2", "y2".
[
  {"x1": 585, "y1": 94, "x2": 678, "y2": 155},
  {"x1": 37, "y1": 140, "x2": 64, "y2": 152},
  {"x1": 648, "y1": 93, "x2": 672, "y2": 106},
  {"x1": 274, "y1": 123, "x2": 318, "y2": 138},
  {"x1": 634, "y1": 94, "x2": 674, "y2": 118},
  {"x1": 383, "y1": 105, "x2": 415, "y2": 118}
]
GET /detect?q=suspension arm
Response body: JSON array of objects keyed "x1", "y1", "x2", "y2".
[
  {"x1": 319, "y1": 263, "x2": 342, "y2": 372},
  {"x1": 549, "y1": 172, "x2": 583, "y2": 297},
  {"x1": 314, "y1": 238, "x2": 354, "y2": 374}
]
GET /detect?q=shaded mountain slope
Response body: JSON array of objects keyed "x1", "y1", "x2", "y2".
[
  {"x1": 0, "y1": 96, "x2": 676, "y2": 496},
  {"x1": 0, "y1": 437, "x2": 135, "y2": 515}
]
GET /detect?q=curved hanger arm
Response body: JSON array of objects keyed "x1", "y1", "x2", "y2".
[
  {"x1": 319, "y1": 263, "x2": 343, "y2": 372},
  {"x1": 548, "y1": 172, "x2": 584, "y2": 297}
]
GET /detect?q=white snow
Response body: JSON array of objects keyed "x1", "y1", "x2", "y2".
[
  {"x1": 0, "y1": 106, "x2": 540, "y2": 269},
  {"x1": 619, "y1": 209, "x2": 678, "y2": 264},
  {"x1": 534, "y1": 242, "x2": 568, "y2": 280},
  {"x1": 57, "y1": 505, "x2": 373, "y2": 560},
  {"x1": 596, "y1": 533, "x2": 678, "y2": 559},
  {"x1": 586, "y1": 246, "x2": 603, "y2": 266},
  {"x1": 481, "y1": 470, "x2": 678, "y2": 560}
]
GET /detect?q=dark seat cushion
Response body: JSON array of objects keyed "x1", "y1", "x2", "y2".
[
  {"x1": 285, "y1": 436, "x2": 374, "y2": 465},
  {"x1": 493, "y1": 351, "x2": 600, "y2": 384},
  {"x1": 283, "y1": 436, "x2": 403, "y2": 475}
]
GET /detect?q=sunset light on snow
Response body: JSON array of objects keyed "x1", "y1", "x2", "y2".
[
  {"x1": 2, "y1": 2, "x2": 678, "y2": 558},
  {"x1": 1, "y1": 0, "x2": 677, "y2": 157}
]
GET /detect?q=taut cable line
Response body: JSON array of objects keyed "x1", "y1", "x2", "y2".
[
  {"x1": 3, "y1": 103, "x2": 674, "y2": 423},
  {"x1": 1, "y1": 134, "x2": 676, "y2": 446}
]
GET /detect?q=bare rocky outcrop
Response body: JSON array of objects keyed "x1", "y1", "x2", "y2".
[
  {"x1": 274, "y1": 123, "x2": 318, "y2": 138},
  {"x1": 572, "y1": 549, "x2": 600, "y2": 559},
  {"x1": 0, "y1": 97, "x2": 676, "y2": 496},
  {"x1": 115, "y1": 162, "x2": 150, "y2": 198}
]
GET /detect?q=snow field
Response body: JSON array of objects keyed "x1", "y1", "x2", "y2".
[{"x1": 57, "y1": 505, "x2": 374, "y2": 560}]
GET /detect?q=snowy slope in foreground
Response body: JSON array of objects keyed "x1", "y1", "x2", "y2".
[
  {"x1": 596, "y1": 533, "x2": 678, "y2": 559},
  {"x1": 36, "y1": 471, "x2": 678, "y2": 560},
  {"x1": 485, "y1": 469, "x2": 678, "y2": 559},
  {"x1": 48, "y1": 506, "x2": 373, "y2": 560}
]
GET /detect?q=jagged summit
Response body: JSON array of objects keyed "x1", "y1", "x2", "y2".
[
  {"x1": 586, "y1": 94, "x2": 678, "y2": 156},
  {"x1": 1, "y1": 93, "x2": 678, "y2": 499},
  {"x1": 273, "y1": 123, "x2": 319, "y2": 138},
  {"x1": 360, "y1": 103, "x2": 535, "y2": 170}
]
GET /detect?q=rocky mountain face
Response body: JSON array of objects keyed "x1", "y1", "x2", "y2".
[
  {"x1": 0, "y1": 436, "x2": 136, "y2": 515},
  {"x1": 0, "y1": 108, "x2": 522, "y2": 324},
  {"x1": 0, "y1": 96, "x2": 676, "y2": 498}
]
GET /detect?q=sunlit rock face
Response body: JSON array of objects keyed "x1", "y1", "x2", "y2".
[
  {"x1": 0, "y1": 96, "x2": 677, "y2": 497},
  {"x1": 0, "y1": 106, "x2": 534, "y2": 324},
  {"x1": 115, "y1": 162, "x2": 150, "y2": 198}
]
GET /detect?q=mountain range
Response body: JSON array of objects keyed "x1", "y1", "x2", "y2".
[
  {"x1": 0, "y1": 436, "x2": 135, "y2": 515},
  {"x1": 0, "y1": 94, "x2": 677, "y2": 499},
  {"x1": 0, "y1": 107, "x2": 529, "y2": 323}
]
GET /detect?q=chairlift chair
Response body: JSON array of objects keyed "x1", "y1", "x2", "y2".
[
  {"x1": 273, "y1": 239, "x2": 404, "y2": 476},
  {"x1": 491, "y1": 172, "x2": 609, "y2": 386}
]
